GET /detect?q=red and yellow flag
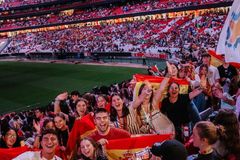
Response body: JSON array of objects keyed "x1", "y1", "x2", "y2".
[
  {"x1": 133, "y1": 74, "x2": 189, "y2": 100},
  {"x1": 106, "y1": 134, "x2": 172, "y2": 160}
]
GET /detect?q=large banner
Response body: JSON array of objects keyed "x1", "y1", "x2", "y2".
[
  {"x1": 216, "y1": 0, "x2": 240, "y2": 63},
  {"x1": 106, "y1": 134, "x2": 172, "y2": 160}
]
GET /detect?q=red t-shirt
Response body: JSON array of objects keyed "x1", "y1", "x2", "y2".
[{"x1": 89, "y1": 127, "x2": 131, "y2": 141}]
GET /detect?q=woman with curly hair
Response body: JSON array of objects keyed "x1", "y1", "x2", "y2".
[{"x1": 213, "y1": 109, "x2": 240, "y2": 160}]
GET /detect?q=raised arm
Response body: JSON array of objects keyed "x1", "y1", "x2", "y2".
[
  {"x1": 152, "y1": 77, "x2": 170, "y2": 110},
  {"x1": 54, "y1": 92, "x2": 68, "y2": 114}
]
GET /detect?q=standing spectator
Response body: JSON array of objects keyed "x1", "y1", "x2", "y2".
[
  {"x1": 195, "y1": 53, "x2": 220, "y2": 85},
  {"x1": 217, "y1": 55, "x2": 238, "y2": 93},
  {"x1": 132, "y1": 77, "x2": 169, "y2": 133},
  {"x1": 161, "y1": 82, "x2": 202, "y2": 142},
  {"x1": 110, "y1": 93, "x2": 140, "y2": 134}
]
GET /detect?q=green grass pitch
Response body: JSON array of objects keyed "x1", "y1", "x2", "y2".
[{"x1": 0, "y1": 62, "x2": 146, "y2": 114}]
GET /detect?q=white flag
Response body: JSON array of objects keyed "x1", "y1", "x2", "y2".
[{"x1": 216, "y1": 0, "x2": 240, "y2": 63}]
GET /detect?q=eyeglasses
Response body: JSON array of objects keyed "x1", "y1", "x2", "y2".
[{"x1": 6, "y1": 134, "x2": 17, "y2": 138}]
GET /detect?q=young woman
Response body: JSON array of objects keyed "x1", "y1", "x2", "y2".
[
  {"x1": 78, "y1": 137, "x2": 108, "y2": 160},
  {"x1": 161, "y1": 82, "x2": 202, "y2": 142},
  {"x1": 74, "y1": 98, "x2": 89, "y2": 119},
  {"x1": 54, "y1": 113, "x2": 69, "y2": 150},
  {"x1": 189, "y1": 121, "x2": 223, "y2": 160},
  {"x1": 0, "y1": 127, "x2": 22, "y2": 148},
  {"x1": 132, "y1": 78, "x2": 170, "y2": 134},
  {"x1": 96, "y1": 95, "x2": 111, "y2": 112},
  {"x1": 110, "y1": 93, "x2": 140, "y2": 134},
  {"x1": 213, "y1": 109, "x2": 240, "y2": 160}
]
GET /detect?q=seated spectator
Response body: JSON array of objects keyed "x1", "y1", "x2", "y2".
[
  {"x1": 77, "y1": 137, "x2": 108, "y2": 160},
  {"x1": 13, "y1": 129, "x2": 62, "y2": 160}
]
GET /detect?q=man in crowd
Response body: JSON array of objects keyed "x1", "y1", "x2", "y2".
[
  {"x1": 195, "y1": 52, "x2": 220, "y2": 85},
  {"x1": 13, "y1": 129, "x2": 62, "y2": 160},
  {"x1": 89, "y1": 108, "x2": 131, "y2": 146}
]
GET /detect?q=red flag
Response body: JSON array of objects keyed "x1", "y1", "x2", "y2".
[
  {"x1": 66, "y1": 114, "x2": 96, "y2": 157},
  {"x1": 0, "y1": 146, "x2": 31, "y2": 160}
]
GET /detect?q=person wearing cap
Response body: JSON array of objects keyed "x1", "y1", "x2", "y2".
[
  {"x1": 195, "y1": 52, "x2": 220, "y2": 85},
  {"x1": 150, "y1": 139, "x2": 187, "y2": 160}
]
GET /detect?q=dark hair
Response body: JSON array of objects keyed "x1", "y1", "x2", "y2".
[
  {"x1": 40, "y1": 129, "x2": 58, "y2": 142},
  {"x1": 164, "y1": 63, "x2": 179, "y2": 77},
  {"x1": 166, "y1": 82, "x2": 180, "y2": 97},
  {"x1": 97, "y1": 94, "x2": 109, "y2": 103},
  {"x1": 199, "y1": 64, "x2": 208, "y2": 75},
  {"x1": 35, "y1": 107, "x2": 45, "y2": 113},
  {"x1": 0, "y1": 127, "x2": 21, "y2": 148},
  {"x1": 71, "y1": 90, "x2": 80, "y2": 97},
  {"x1": 110, "y1": 94, "x2": 129, "y2": 121},
  {"x1": 94, "y1": 108, "x2": 108, "y2": 117},
  {"x1": 79, "y1": 137, "x2": 108, "y2": 160},
  {"x1": 213, "y1": 109, "x2": 240, "y2": 157},
  {"x1": 136, "y1": 83, "x2": 153, "y2": 115},
  {"x1": 195, "y1": 121, "x2": 225, "y2": 145},
  {"x1": 42, "y1": 118, "x2": 55, "y2": 131}
]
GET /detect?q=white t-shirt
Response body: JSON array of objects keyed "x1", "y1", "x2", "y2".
[
  {"x1": 195, "y1": 65, "x2": 220, "y2": 85},
  {"x1": 12, "y1": 151, "x2": 62, "y2": 160}
]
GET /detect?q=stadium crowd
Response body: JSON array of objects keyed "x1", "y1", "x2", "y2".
[
  {"x1": 2, "y1": 10, "x2": 227, "y2": 57},
  {"x1": 0, "y1": 0, "x2": 232, "y2": 31},
  {"x1": 0, "y1": 48, "x2": 240, "y2": 159}
]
